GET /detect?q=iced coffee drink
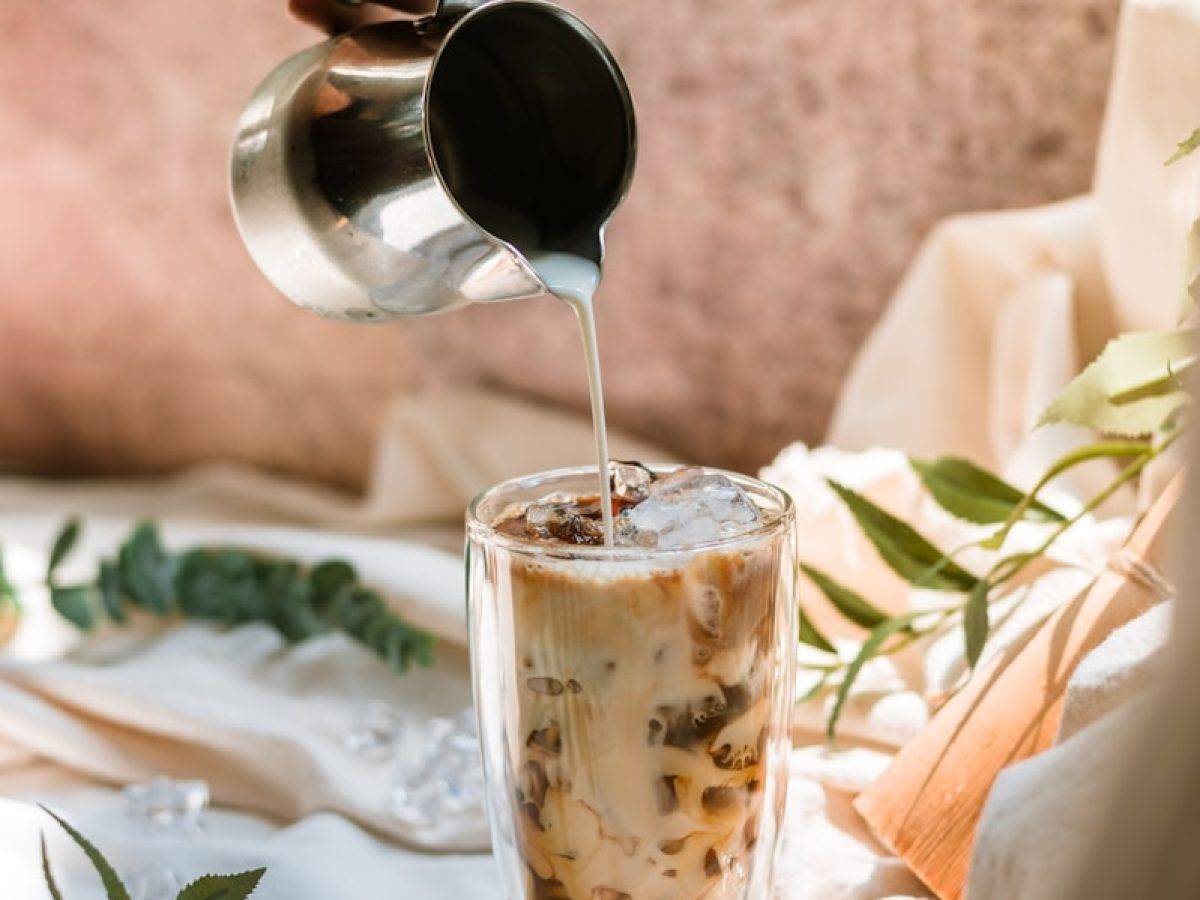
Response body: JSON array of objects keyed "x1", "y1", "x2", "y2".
[{"x1": 468, "y1": 464, "x2": 797, "y2": 900}]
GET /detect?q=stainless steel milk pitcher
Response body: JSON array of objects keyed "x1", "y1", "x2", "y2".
[{"x1": 230, "y1": 0, "x2": 637, "y2": 321}]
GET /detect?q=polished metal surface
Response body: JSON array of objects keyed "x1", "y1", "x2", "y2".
[{"x1": 230, "y1": 0, "x2": 636, "y2": 321}]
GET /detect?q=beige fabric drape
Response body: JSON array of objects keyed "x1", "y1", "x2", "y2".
[
  {"x1": 829, "y1": 0, "x2": 1200, "y2": 496},
  {"x1": 827, "y1": 1, "x2": 1200, "y2": 896}
]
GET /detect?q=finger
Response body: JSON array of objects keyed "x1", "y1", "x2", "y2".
[{"x1": 288, "y1": 0, "x2": 434, "y2": 36}]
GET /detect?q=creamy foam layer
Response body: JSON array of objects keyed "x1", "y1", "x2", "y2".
[{"x1": 505, "y1": 540, "x2": 788, "y2": 899}]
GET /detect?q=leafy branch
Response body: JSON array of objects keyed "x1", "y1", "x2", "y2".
[
  {"x1": 1166, "y1": 125, "x2": 1200, "y2": 165},
  {"x1": 803, "y1": 322, "x2": 1189, "y2": 742},
  {"x1": 45, "y1": 519, "x2": 435, "y2": 675},
  {"x1": 40, "y1": 805, "x2": 264, "y2": 899}
]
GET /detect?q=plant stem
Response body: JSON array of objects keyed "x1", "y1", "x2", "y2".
[
  {"x1": 987, "y1": 433, "x2": 1176, "y2": 589},
  {"x1": 982, "y1": 440, "x2": 1154, "y2": 550},
  {"x1": 807, "y1": 428, "x2": 1180, "y2": 714}
]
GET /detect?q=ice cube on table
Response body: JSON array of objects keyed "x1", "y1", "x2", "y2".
[
  {"x1": 125, "y1": 865, "x2": 182, "y2": 900},
  {"x1": 391, "y1": 707, "x2": 484, "y2": 827},
  {"x1": 615, "y1": 467, "x2": 763, "y2": 548},
  {"x1": 123, "y1": 777, "x2": 209, "y2": 834},
  {"x1": 342, "y1": 701, "x2": 405, "y2": 762}
]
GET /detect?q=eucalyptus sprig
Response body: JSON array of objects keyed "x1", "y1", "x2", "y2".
[
  {"x1": 45, "y1": 519, "x2": 435, "y2": 675},
  {"x1": 40, "y1": 805, "x2": 264, "y2": 900}
]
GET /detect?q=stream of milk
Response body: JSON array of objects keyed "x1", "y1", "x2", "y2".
[{"x1": 527, "y1": 252, "x2": 614, "y2": 545}]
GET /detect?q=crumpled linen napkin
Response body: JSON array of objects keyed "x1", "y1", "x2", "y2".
[
  {"x1": 0, "y1": 459, "x2": 942, "y2": 899},
  {"x1": 0, "y1": 777, "x2": 502, "y2": 900},
  {"x1": 0, "y1": 441, "x2": 1168, "y2": 900},
  {"x1": 0, "y1": 514, "x2": 483, "y2": 851}
]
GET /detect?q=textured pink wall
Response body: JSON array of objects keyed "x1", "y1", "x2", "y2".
[
  {"x1": 0, "y1": 1, "x2": 1118, "y2": 486},
  {"x1": 415, "y1": 0, "x2": 1121, "y2": 469}
]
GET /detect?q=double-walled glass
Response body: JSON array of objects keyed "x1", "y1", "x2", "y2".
[{"x1": 467, "y1": 467, "x2": 798, "y2": 899}]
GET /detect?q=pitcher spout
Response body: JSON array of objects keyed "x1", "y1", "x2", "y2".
[{"x1": 230, "y1": 0, "x2": 635, "y2": 322}]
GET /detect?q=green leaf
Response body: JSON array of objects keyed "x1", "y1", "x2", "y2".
[
  {"x1": 963, "y1": 581, "x2": 990, "y2": 669},
  {"x1": 47, "y1": 518, "x2": 82, "y2": 580},
  {"x1": 384, "y1": 624, "x2": 415, "y2": 673},
  {"x1": 310, "y1": 560, "x2": 356, "y2": 600},
  {"x1": 798, "y1": 606, "x2": 836, "y2": 653},
  {"x1": 1166, "y1": 126, "x2": 1200, "y2": 165},
  {"x1": 98, "y1": 561, "x2": 127, "y2": 624},
  {"x1": 800, "y1": 563, "x2": 891, "y2": 629},
  {"x1": 175, "y1": 549, "x2": 260, "y2": 622},
  {"x1": 1038, "y1": 329, "x2": 1195, "y2": 436},
  {"x1": 798, "y1": 671, "x2": 831, "y2": 704},
  {"x1": 360, "y1": 610, "x2": 394, "y2": 651},
  {"x1": 271, "y1": 583, "x2": 326, "y2": 642},
  {"x1": 119, "y1": 522, "x2": 175, "y2": 614},
  {"x1": 1182, "y1": 219, "x2": 1200, "y2": 321},
  {"x1": 1107, "y1": 356, "x2": 1196, "y2": 404},
  {"x1": 0, "y1": 546, "x2": 19, "y2": 613},
  {"x1": 410, "y1": 630, "x2": 436, "y2": 668},
  {"x1": 259, "y1": 561, "x2": 306, "y2": 617},
  {"x1": 40, "y1": 806, "x2": 131, "y2": 900},
  {"x1": 827, "y1": 614, "x2": 920, "y2": 742},
  {"x1": 51, "y1": 586, "x2": 95, "y2": 632},
  {"x1": 826, "y1": 481, "x2": 979, "y2": 592},
  {"x1": 335, "y1": 586, "x2": 384, "y2": 633},
  {"x1": 41, "y1": 832, "x2": 64, "y2": 900},
  {"x1": 911, "y1": 457, "x2": 1066, "y2": 524},
  {"x1": 380, "y1": 622, "x2": 436, "y2": 673},
  {"x1": 979, "y1": 440, "x2": 1153, "y2": 550},
  {"x1": 175, "y1": 869, "x2": 266, "y2": 900}
]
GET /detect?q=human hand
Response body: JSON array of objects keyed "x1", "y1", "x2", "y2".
[{"x1": 288, "y1": 0, "x2": 435, "y2": 35}]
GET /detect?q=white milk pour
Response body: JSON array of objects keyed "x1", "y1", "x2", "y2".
[{"x1": 527, "y1": 252, "x2": 615, "y2": 545}]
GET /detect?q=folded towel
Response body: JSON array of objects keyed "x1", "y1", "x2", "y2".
[{"x1": 967, "y1": 604, "x2": 1174, "y2": 899}]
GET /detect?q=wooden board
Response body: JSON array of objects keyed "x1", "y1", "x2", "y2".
[{"x1": 853, "y1": 474, "x2": 1184, "y2": 900}]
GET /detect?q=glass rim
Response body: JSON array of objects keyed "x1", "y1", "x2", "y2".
[{"x1": 466, "y1": 464, "x2": 795, "y2": 560}]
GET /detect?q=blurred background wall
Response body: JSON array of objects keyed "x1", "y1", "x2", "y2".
[{"x1": 0, "y1": 0, "x2": 1120, "y2": 488}]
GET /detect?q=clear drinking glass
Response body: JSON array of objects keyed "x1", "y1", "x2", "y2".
[{"x1": 467, "y1": 467, "x2": 798, "y2": 900}]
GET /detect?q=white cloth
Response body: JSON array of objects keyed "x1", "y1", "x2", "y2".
[
  {"x1": 0, "y1": 448, "x2": 946, "y2": 900},
  {"x1": 966, "y1": 702, "x2": 1150, "y2": 900},
  {"x1": 967, "y1": 604, "x2": 1174, "y2": 900},
  {"x1": 0, "y1": 392, "x2": 671, "y2": 899},
  {"x1": 824, "y1": 2, "x2": 1200, "y2": 898},
  {"x1": 0, "y1": 403, "x2": 947, "y2": 900},
  {"x1": 0, "y1": 777, "x2": 501, "y2": 900}
]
